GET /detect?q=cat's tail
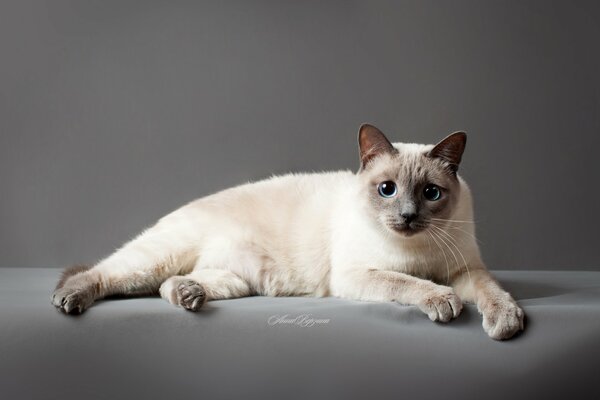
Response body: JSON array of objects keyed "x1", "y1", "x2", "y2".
[{"x1": 55, "y1": 264, "x2": 92, "y2": 290}]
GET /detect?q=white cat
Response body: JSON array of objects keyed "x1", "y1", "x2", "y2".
[{"x1": 52, "y1": 124, "x2": 524, "y2": 340}]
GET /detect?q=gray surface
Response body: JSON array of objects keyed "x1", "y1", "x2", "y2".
[
  {"x1": 1, "y1": 268, "x2": 599, "y2": 400},
  {"x1": 1, "y1": 1, "x2": 600, "y2": 270}
]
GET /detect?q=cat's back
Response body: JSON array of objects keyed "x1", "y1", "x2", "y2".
[
  {"x1": 201, "y1": 170, "x2": 353, "y2": 210},
  {"x1": 236, "y1": 170, "x2": 354, "y2": 197},
  {"x1": 178, "y1": 170, "x2": 355, "y2": 230}
]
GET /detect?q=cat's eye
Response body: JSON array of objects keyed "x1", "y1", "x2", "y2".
[
  {"x1": 377, "y1": 181, "x2": 397, "y2": 198},
  {"x1": 423, "y1": 184, "x2": 441, "y2": 201}
]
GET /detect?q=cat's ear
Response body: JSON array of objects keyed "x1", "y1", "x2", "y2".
[
  {"x1": 427, "y1": 132, "x2": 467, "y2": 172},
  {"x1": 358, "y1": 124, "x2": 396, "y2": 169}
]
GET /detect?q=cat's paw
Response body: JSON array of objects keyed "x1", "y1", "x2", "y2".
[
  {"x1": 176, "y1": 280, "x2": 207, "y2": 312},
  {"x1": 481, "y1": 297, "x2": 525, "y2": 340},
  {"x1": 417, "y1": 285, "x2": 463, "y2": 323},
  {"x1": 51, "y1": 287, "x2": 93, "y2": 315}
]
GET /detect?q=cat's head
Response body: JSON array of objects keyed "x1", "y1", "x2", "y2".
[{"x1": 357, "y1": 124, "x2": 466, "y2": 238}]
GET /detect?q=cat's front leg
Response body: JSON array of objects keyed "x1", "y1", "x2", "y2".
[
  {"x1": 451, "y1": 266, "x2": 525, "y2": 340},
  {"x1": 331, "y1": 269, "x2": 462, "y2": 323},
  {"x1": 159, "y1": 268, "x2": 252, "y2": 311}
]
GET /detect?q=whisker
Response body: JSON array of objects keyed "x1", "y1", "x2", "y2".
[
  {"x1": 430, "y1": 219, "x2": 483, "y2": 246},
  {"x1": 442, "y1": 224, "x2": 483, "y2": 244},
  {"x1": 431, "y1": 225, "x2": 465, "y2": 251},
  {"x1": 430, "y1": 225, "x2": 472, "y2": 285},
  {"x1": 429, "y1": 229, "x2": 460, "y2": 283},
  {"x1": 428, "y1": 231, "x2": 450, "y2": 285},
  {"x1": 430, "y1": 218, "x2": 476, "y2": 224},
  {"x1": 425, "y1": 231, "x2": 432, "y2": 253}
]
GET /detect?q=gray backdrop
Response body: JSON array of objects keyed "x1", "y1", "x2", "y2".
[{"x1": 1, "y1": 0, "x2": 598, "y2": 270}]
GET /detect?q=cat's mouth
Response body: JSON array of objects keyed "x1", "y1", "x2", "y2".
[{"x1": 389, "y1": 222, "x2": 425, "y2": 237}]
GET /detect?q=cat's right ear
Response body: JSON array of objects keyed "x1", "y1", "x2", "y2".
[{"x1": 358, "y1": 124, "x2": 396, "y2": 170}]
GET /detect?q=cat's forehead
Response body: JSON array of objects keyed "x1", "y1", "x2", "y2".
[{"x1": 367, "y1": 142, "x2": 446, "y2": 182}]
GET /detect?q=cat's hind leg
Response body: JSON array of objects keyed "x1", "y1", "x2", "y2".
[
  {"x1": 159, "y1": 269, "x2": 252, "y2": 311},
  {"x1": 52, "y1": 227, "x2": 198, "y2": 314}
]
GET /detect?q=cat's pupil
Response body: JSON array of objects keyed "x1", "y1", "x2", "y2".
[
  {"x1": 423, "y1": 184, "x2": 441, "y2": 201},
  {"x1": 378, "y1": 181, "x2": 397, "y2": 198}
]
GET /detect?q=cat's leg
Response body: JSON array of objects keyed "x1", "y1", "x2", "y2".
[
  {"x1": 159, "y1": 269, "x2": 252, "y2": 311},
  {"x1": 451, "y1": 266, "x2": 524, "y2": 340},
  {"x1": 331, "y1": 269, "x2": 463, "y2": 323},
  {"x1": 52, "y1": 227, "x2": 198, "y2": 314}
]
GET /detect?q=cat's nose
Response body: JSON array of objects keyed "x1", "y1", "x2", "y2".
[{"x1": 401, "y1": 212, "x2": 417, "y2": 224}]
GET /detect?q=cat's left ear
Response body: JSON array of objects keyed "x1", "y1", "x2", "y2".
[{"x1": 427, "y1": 132, "x2": 467, "y2": 172}]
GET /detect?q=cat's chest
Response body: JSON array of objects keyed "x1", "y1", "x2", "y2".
[
  {"x1": 347, "y1": 235, "x2": 439, "y2": 280},
  {"x1": 374, "y1": 246, "x2": 435, "y2": 278},
  {"x1": 333, "y1": 207, "x2": 441, "y2": 279}
]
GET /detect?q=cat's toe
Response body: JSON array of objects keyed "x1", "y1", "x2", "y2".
[
  {"x1": 418, "y1": 287, "x2": 462, "y2": 323},
  {"x1": 482, "y1": 300, "x2": 525, "y2": 340},
  {"x1": 176, "y1": 280, "x2": 207, "y2": 312},
  {"x1": 52, "y1": 287, "x2": 92, "y2": 315}
]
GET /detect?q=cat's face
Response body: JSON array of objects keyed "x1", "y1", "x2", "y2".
[{"x1": 357, "y1": 124, "x2": 466, "y2": 238}]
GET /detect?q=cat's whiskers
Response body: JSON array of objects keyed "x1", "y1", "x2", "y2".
[
  {"x1": 427, "y1": 230, "x2": 450, "y2": 285},
  {"x1": 430, "y1": 218, "x2": 476, "y2": 224},
  {"x1": 429, "y1": 224, "x2": 472, "y2": 285},
  {"x1": 430, "y1": 215, "x2": 482, "y2": 244},
  {"x1": 429, "y1": 229, "x2": 460, "y2": 280},
  {"x1": 443, "y1": 224, "x2": 482, "y2": 244},
  {"x1": 430, "y1": 223, "x2": 464, "y2": 245}
]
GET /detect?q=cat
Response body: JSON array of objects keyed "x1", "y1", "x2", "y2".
[{"x1": 52, "y1": 124, "x2": 524, "y2": 340}]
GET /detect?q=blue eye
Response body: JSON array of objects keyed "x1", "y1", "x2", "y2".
[
  {"x1": 378, "y1": 181, "x2": 397, "y2": 198},
  {"x1": 423, "y1": 184, "x2": 441, "y2": 201}
]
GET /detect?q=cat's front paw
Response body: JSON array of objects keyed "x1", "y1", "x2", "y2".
[
  {"x1": 417, "y1": 285, "x2": 463, "y2": 323},
  {"x1": 480, "y1": 296, "x2": 525, "y2": 340},
  {"x1": 176, "y1": 280, "x2": 207, "y2": 312},
  {"x1": 51, "y1": 287, "x2": 93, "y2": 315}
]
